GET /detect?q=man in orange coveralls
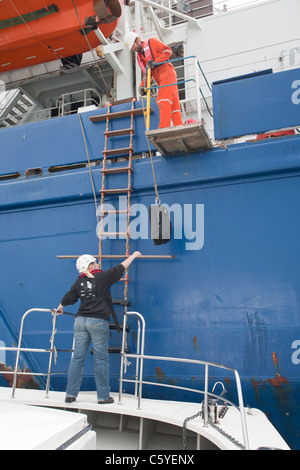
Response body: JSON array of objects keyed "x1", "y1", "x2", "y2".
[{"x1": 124, "y1": 32, "x2": 183, "y2": 128}]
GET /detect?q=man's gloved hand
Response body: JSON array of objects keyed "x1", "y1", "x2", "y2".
[
  {"x1": 139, "y1": 85, "x2": 146, "y2": 96},
  {"x1": 146, "y1": 60, "x2": 155, "y2": 69}
]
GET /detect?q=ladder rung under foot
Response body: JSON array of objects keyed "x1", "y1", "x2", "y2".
[
  {"x1": 101, "y1": 166, "x2": 132, "y2": 174},
  {"x1": 109, "y1": 323, "x2": 130, "y2": 332},
  {"x1": 100, "y1": 188, "x2": 132, "y2": 194},
  {"x1": 103, "y1": 147, "x2": 133, "y2": 156},
  {"x1": 111, "y1": 299, "x2": 131, "y2": 306},
  {"x1": 109, "y1": 347, "x2": 129, "y2": 353},
  {"x1": 91, "y1": 346, "x2": 129, "y2": 354},
  {"x1": 104, "y1": 128, "x2": 135, "y2": 137}
]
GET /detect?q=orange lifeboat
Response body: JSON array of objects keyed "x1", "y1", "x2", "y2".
[{"x1": 0, "y1": 0, "x2": 124, "y2": 72}]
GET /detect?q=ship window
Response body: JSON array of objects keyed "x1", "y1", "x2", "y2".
[
  {"x1": 48, "y1": 163, "x2": 86, "y2": 173},
  {"x1": 25, "y1": 168, "x2": 43, "y2": 177},
  {"x1": 0, "y1": 172, "x2": 21, "y2": 181}
]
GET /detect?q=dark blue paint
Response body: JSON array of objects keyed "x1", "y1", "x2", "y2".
[
  {"x1": 0, "y1": 99, "x2": 160, "y2": 176},
  {"x1": 0, "y1": 93, "x2": 299, "y2": 448},
  {"x1": 213, "y1": 67, "x2": 300, "y2": 139}
]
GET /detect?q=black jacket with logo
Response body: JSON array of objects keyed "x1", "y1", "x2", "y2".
[{"x1": 60, "y1": 264, "x2": 125, "y2": 321}]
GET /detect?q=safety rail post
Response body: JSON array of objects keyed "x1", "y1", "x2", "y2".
[
  {"x1": 135, "y1": 318, "x2": 142, "y2": 398},
  {"x1": 119, "y1": 311, "x2": 146, "y2": 408},
  {"x1": 45, "y1": 309, "x2": 58, "y2": 398},
  {"x1": 234, "y1": 369, "x2": 250, "y2": 450},
  {"x1": 118, "y1": 313, "x2": 127, "y2": 405},
  {"x1": 194, "y1": 56, "x2": 202, "y2": 122},
  {"x1": 119, "y1": 312, "x2": 140, "y2": 404},
  {"x1": 203, "y1": 363, "x2": 209, "y2": 427},
  {"x1": 136, "y1": 313, "x2": 146, "y2": 410}
]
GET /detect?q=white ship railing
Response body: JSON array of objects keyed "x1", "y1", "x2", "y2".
[
  {"x1": 120, "y1": 311, "x2": 250, "y2": 450},
  {"x1": 0, "y1": 308, "x2": 73, "y2": 398},
  {"x1": 212, "y1": 0, "x2": 266, "y2": 14},
  {"x1": 132, "y1": 0, "x2": 266, "y2": 35},
  {"x1": 0, "y1": 88, "x2": 101, "y2": 128},
  {"x1": 0, "y1": 307, "x2": 250, "y2": 449},
  {"x1": 141, "y1": 54, "x2": 212, "y2": 129}
]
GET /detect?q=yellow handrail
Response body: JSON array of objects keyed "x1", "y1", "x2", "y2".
[{"x1": 145, "y1": 66, "x2": 152, "y2": 130}]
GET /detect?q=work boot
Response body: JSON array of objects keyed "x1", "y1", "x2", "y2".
[
  {"x1": 65, "y1": 396, "x2": 76, "y2": 403},
  {"x1": 98, "y1": 397, "x2": 114, "y2": 404}
]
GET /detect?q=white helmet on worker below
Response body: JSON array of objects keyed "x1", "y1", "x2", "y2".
[
  {"x1": 76, "y1": 255, "x2": 96, "y2": 274},
  {"x1": 124, "y1": 31, "x2": 138, "y2": 50}
]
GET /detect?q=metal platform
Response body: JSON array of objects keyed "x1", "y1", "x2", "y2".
[{"x1": 145, "y1": 123, "x2": 213, "y2": 156}]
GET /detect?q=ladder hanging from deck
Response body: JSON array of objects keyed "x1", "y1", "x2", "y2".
[
  {"x1": 89, "y1": 98, "x2": 148, "y2": 351},
  {"x1": 58, "y1": 100, "x2": 175, "y2": 354},
  {"x1": 97, "y1": 98, "x2": 136, "y2": 313}
]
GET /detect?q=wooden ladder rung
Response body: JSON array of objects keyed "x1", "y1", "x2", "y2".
[
  {"x1": 101, "y1": 166, "x2": 132, "y2": 175},
  {"x1": 111, "y1": 299, "x2": 131, "y2": 306},
  {"x1": 109, "y1": 347, "x2": 129, "y2": 353},
  {"x1": 90, "y1": 107, "x2": 152, "y2": 122},
  {"x1": 99, "y1": 232, "x2": 128, "y2": 237},
  {"x1": 103, "y1": 147, "x2": 133, "y2": 156},
  {"x1": 104, "y1": 128, "x2": 134, "y2": 137},
  {"x1": 57, "y1": 255, "x2": 175, "y2": 259},
  {"x1": 109, "y1": 322, "x2": 130, "y2": 332},
  {"x1": 100, "y1": 188, "x2": 132, "y2": 194},
  {"x1": 99, "y1": 210, "x2": 129, "y2": 215}
]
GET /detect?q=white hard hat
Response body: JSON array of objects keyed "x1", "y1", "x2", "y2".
[
  {"x1": 76, "y1": 255, "x2": 96, "y2": 274},
  {"x1": 124, "y1": 31, "x2": 138, "y2": 50}
]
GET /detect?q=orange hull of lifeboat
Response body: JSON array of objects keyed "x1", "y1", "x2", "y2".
[{"x1": 0, "y1": 0, "x2": 123, "y2": 72}]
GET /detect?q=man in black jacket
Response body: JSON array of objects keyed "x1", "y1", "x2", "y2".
[{"x1": 57, "y1": 251, "x2": 141, "y2": 404}]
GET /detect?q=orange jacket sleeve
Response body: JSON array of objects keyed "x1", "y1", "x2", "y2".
[
  {"x1": 149, "y1": 38, "x2": 172, "y2": 64},
  {"x1": 139, "y1": 38, "x2": 172, "y2": 88}
]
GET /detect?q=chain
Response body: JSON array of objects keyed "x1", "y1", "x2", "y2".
[
  {"x1": 208, "y1": 416, "x2": 245, "y2": 450},
  {"x1": 182, "y1": 410, "x2": 202, "y2": 450},
  {"x1": 182, "y1": 405, "x2": 245, "y2": 450}
]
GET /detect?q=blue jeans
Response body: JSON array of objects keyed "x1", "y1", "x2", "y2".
[{"x1": 66, "y1": 316, "x2": 110, "y2": 401}]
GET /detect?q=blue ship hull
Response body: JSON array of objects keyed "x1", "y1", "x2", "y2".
[{"x1": 0, "y1": 87, "x2": 300, "y2": 448}]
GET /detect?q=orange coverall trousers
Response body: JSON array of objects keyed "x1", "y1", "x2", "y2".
[{"x1": 156, "y1": 79, "x2": 183, "y2": 128}]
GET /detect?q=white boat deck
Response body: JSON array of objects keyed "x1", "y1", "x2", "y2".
[
  {"x1": 0, "y1": 386, "x2": 290, "y2": 450},
  {"x1": 0, "y1": 399, "x2": 96, "y2": 450}
]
